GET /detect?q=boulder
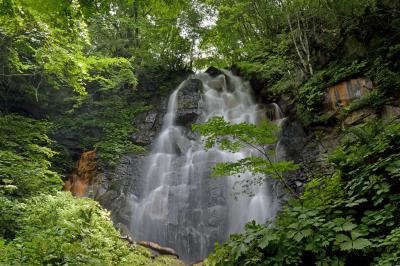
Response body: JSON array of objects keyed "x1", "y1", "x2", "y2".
[{"x1": 205, "y1": 66, "x2": 224, "y2": 77}]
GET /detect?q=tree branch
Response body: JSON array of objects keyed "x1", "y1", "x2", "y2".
[
  {"x1": 287, "y1": 15, "x2": 309, "y2": 74},
  {"x1": 237, "y1": 137, "x2": 300, "y2": 200},
  {"x1": 34, "y1": 74, "x2": 43, "y2": 102},
  {"x1": 0, "y1": 73, "x2": 38, "y2": 77}
]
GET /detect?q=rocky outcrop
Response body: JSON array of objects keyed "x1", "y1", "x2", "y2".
[
  {"x1": 343, "y1": 109, "x2": 377, "y2": 126},
  {"x1": 96, "y1": 154, "x2": 148, "y2": 228},
  {"x1": 382, "y1": 105, "x2": 400, "y2": 119},
  {"x1": 63, "y1": 74, "x2": 206, "y2": 254},
  {"x1": 70, "y1": 68, "x2": 383, "y2": 262},
  {"x1": 64, "y1": 152, "x2": 147, "y2": 241},
  {"x1": 175, "y1": 79, "x2": 203, "y2": 126},
  {"x1": 64, "y1": 150, "x2": 101, "y2": 197},
  {"x1": 277, "y1": 118, "x2": 343, "y2": 193},
  {"x1": 324, "y1": 77, "x2": 373, "y2": 110},
  {"x1": 131, "y1": 109, "x2": 165, "y2": 146},
  {"x1": 276, "y1": 77, "x2": 376, "y2": 192},
  {"x1": 205, "y1": 66, "x2": 235, "y2": 92}
]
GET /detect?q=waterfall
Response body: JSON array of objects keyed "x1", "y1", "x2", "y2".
[{"x1": 129, "y1": 70, "x2": 282, "y2": 262}]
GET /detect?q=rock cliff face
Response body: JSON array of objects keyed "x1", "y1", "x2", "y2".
[{"x1": 278, "y1": 119, "x2": 342, "y2": 192}]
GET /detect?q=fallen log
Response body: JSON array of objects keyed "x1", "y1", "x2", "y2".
[{"x1": 138, "y1": 241, "x2": 179, "y2": 258}]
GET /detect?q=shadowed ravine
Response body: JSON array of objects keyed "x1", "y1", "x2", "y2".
[{"x1": 129, "y1": 70, "x2": 284, "y2": 262}]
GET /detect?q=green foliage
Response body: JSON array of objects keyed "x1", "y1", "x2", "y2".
[
  {"x1": 1, "y1": 0, "x2": 195, "y2": 170},
  {"x1": 92, "y1": 99, "x2": 147, "y2": 165},
  {"x1": 299, "y1": 60, "x2": 368, "y2": 112},
  {"x1": 193, "y1": 117, "x2": 297, "y2": 196},
  {"x1": 205, "y1": 120, "x2": 400, "y2": 265},
  {"x1": 54, "y1": 95, "x2": 147, "y2": 167},
  {"x1": 371, "y1": 56, "x2": 400, "y2": 96},
  {"x1": 339, "y1": 90, "x2": 386, "y2": 119},
  {"x1": 193, "y1": 116, "x2": 278, "y2": 151},
  {"x1": 235, "y1": 37, "x2": 299, "y2": 96},
  {"x1": 85, "y1": 56, "x2": 137, "y2": 92},
  {"x1": 87, "y1": 0, "x2": 199, "y2": 70},
  {"x1": 0, "y1": 0, "x2": 91, "y2": 106},
  {"x1": 0, "y1": 196, "x2": 25, "y2": 240},
  {"x1": 0, "y1": 192, "x2": 174, "y2": 266},
  {"x1": 0, "y1": 114, "x2": 63, "y2": 198}
]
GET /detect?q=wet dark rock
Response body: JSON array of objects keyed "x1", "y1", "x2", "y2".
[
  {"x1": 278, "y1": 119, "x2": 340, "y2": 193},
  {"x1": 205, "y1": 66, "x2": 237, "y2": 92},
  {"x1": 89, "y1": 154, "x2": 148, "y2": 229},
  {"x1": 131, "y1": 109, "x2": 165, "y2": 146},
  {"x1": 279, "y1": 119, "x2": 307, "y2": 162},
  {"x1": 175, "y1": 79, "x2": 203, "y2": 127},
  {"x1": 205, "y1": 66, "x2": 224, "y2": 77}
]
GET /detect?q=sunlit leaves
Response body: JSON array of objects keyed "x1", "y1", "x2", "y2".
[
  {"x1": 0, "y1": 114, "x2": 63, "y2": 197},
  {"x1": 193, "y1": 116, "x2": 297, "y2": 195},
  {"x1": 193, "y1": 116, "x2": 278, "y2": 151},
  {"x1": 85, "y1": 56, "x2": 137, "y2": 91},
  {"x1": 0, "y1": 192, "x2": 162, "y2": 265}
]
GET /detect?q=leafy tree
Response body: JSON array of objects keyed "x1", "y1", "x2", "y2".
[
  {"x1": 193, "y1": 116, "x2": 298, "y2": 197},
  {"x1": 0, "y1": 0, "x2": 91, "y2": 108}
]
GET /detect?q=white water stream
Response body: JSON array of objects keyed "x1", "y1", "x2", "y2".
[{"x1": 130, "y1": 70, "x2": 284, "y2": 262}]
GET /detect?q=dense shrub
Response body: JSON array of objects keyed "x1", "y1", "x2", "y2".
[
  {"x1": 0, "y1": 114, "x2": 63, "y2": 198},
  {"x1": 0, "y1": 192, "x2": 174, "y2": 265},
  {"x1": 205, "y1": 120, "x2": 400, "y2": 266}
]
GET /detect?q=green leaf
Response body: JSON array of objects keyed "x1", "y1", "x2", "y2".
[
  {"x1": 258, "y1": 233, "x2": 278, "y2": 249},
  {"x1": 352, "y1": 238, "x2": 372, "y2": 250}
]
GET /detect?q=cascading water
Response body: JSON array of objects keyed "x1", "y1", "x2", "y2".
[{"x1": 130, "y1": 70, "x2": 283, "y2": 262}]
